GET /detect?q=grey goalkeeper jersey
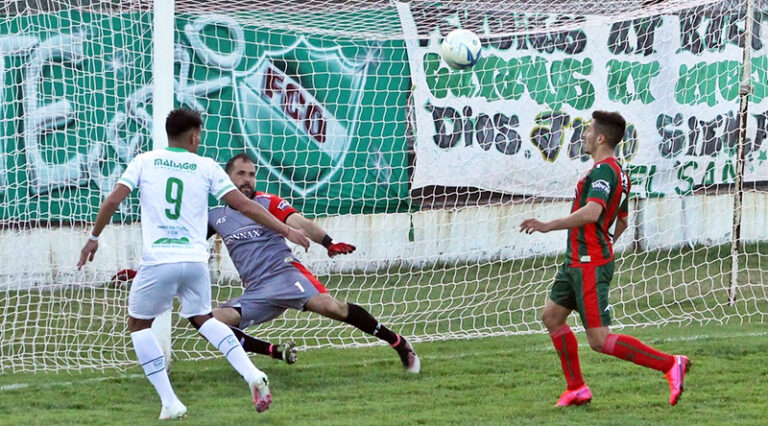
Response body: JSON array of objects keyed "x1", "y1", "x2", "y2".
[{"x1": 208, "y1": 192, "x2": 298, "y2": 285}]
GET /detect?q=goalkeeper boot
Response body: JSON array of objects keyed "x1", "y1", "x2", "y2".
[
  {"x1": 555, "y1": 384, "x2": 592, "y2": 407},
  {"x1": 274, "y1": 342, "x2": 297, "y2": 365},
  {"x1": 159, "y1": 398, "x2": 187, "y2": 420},
  {"x1": 393, "y1": 335, "x2": 421, "y2": 374},
  {"x1": 665, "y1": 355, "x2": 691, "y2": 406},
  {"x1": 248, "y1": 369, "x2": 272, "y2": 413}
]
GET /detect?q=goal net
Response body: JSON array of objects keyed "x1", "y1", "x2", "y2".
[{"x1": 1, "y1": 0, "x2": 767, "y2": 372}]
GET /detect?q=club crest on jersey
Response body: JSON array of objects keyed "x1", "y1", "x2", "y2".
[
  {"x1": 591, "y1": 179, "x2": 611, "y2": 194},
  {"x1": 235, "y1": 37, "x2": 369, "y2": 197}
]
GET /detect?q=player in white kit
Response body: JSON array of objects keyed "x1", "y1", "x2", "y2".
[{"x1": 77, "y1": 109, "x2": 310, "y2": 420}]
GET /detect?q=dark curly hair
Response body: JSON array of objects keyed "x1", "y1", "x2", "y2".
[{"x1": 165, "y1": 108, "x2": 203, "y2": 139}]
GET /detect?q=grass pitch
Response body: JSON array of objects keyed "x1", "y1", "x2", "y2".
[{"x1": 1, "y1": 321, "x2": 766, "y2": 425}]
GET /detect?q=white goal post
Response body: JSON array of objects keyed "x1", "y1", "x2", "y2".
[
  {"x1": 1, "y1": 0, "x2": 767, "y2": 373},
  {"x1": 149, "y1": 0, "x2": 176, "y2": 370}
]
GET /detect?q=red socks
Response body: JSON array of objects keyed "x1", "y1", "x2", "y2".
[
  {"x1": 602, "y1": 333, "x2": 675, "y2": 372},
  {"x1": 550, "y1": 324, "x2": 585, "y2": 390},
  {"x1": 549, "y1": 328, "x2": 675, "y2": 390}
]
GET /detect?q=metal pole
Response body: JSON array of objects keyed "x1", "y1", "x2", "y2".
[{"x1": 730, "y1": 0, "x2": 755, "y2": 304}]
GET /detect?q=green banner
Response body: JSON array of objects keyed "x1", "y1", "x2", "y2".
[{"x1": 0, "y1": 12, "x2": 410, "y2": 223}]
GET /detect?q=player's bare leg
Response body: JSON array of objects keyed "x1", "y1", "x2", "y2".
[
  {"x1": 305, "y1": 293, "x2": 420, "y2": 373},
  {"x1": 542, "y1": 299, "x2": 591, "y2": 406},
  {"x1": 213, "y1": 307, "x2": 297, "y2": 364},
  {"x1": 190, "y1": 314, "x2": 272, "y2": 412},
  {"x1": 128, "y1": 316, "x2": 186, "y2": 420},
  {"x1": 586, "y1": 325, "x2": 690, "y2": 405},
  {"x1": 212, "y1": 306, "x2": 241, "y2": 326}
]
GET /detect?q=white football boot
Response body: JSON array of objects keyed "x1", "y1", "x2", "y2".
[
  {"x1": 158, "y1": 398, "x2": 187, "y2": 420},
  {"x1": 248, "y1": 369, "x2": 272, "y2": 413}
]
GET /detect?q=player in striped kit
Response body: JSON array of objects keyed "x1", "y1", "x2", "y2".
[
  {"x1": 207, "y1": 153, "x2": 420, "y2": 374},
  {"x1": 520, "y1": 111, "x2": 690, "y2": 407},
  {"x1": 78, "y1": 109, "x2": 310, "y2": 419}
]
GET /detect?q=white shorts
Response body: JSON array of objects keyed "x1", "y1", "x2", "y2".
[{"x1": 128, "y1": 262, "x2": 212, "y2": 319}]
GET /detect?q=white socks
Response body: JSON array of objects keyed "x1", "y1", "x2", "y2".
[
  {"x1": 198, "y1": 318, "x2": 261, "y2": 382},
  {"x1": 131, "y1": 329, "x2": 177, "y2": 407},
  {"x1": 132, "y1": 318, "x2": 260, "y2": 410}
]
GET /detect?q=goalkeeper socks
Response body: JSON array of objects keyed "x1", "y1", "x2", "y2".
[
  {"x1": 549, "y1": 324, "x2": 585, "y2": 390},
  {"x1": 228, "y1": 326, "x2": 281, "y2": 359},
  {"x1": 199, "y1": 318, "x2": 259, "y2": 381},
  {"x1": 131, "y1": 329, "x2": 177, "y2": 407},
  {"x1": 343, "y1": 303, "x2": 398, "y2": 345},
  {"x1": 602, "y1": 333, "x2": 675, "y2": 372}
]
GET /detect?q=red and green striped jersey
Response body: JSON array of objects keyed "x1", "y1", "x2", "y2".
[{"x1": 566, "y1": 157, "x2": 630, "y2": 266}]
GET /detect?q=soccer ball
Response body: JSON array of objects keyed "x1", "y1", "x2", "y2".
[{"x1": 440, "y1": 29, "x2": 482, "y2": 70}]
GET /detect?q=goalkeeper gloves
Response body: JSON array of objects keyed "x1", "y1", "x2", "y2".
[
  {"x1": 321, "y1": 234, "x2": 356, "y2": 257},
  {"x1": 110, "y1": 268, "x2": 137, "y2": 285},
  {"x1": 327, "y1": 242, "x2": 356, "y2": 257}
]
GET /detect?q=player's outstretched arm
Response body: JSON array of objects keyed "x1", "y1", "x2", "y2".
[
  {"x1": 222, "y1": 190, "x2": 310, "y2": 251},
  {"x1": 286, "y1": 214, "x2": 355, "y2": 257},
  {"x1": 285, "y1": 213, "x2": 325, "y2": 242},
  {"x1": 520, "y1": 201, "x2": 603, "y2": 234},
  {"x1": 77, "y1": 184, "x2": 131, "y2": 269}
]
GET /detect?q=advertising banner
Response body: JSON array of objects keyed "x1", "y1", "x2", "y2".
[{"x1": 400, "y1": 4, "x2": 768, "y2": 198}]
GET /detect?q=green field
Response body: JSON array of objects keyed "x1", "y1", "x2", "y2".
[
  {"x1": 2, "y1": 243, "x2": 767, "y2": 423},
  {"x1": 1, "y1": 321, "x2": 766, "y2": 425},
  {"x1": 3, "y1": 243, "x2": 768, "y2": 372}
]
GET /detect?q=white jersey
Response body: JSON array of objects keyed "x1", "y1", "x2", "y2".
[{"x1": 118, "y1": 147, "x2": 236, "y2": 265}]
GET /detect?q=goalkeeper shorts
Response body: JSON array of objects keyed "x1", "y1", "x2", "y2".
[{"x1": 219, "y1": 261, "x2": 328, "y2": 329}]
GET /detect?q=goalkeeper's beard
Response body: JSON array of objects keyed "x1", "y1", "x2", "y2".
[{"x1": 239, "y1": 185, "x2": 254, "y2": 198}]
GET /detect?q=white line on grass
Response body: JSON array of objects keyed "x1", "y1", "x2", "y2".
[
  {"x1": 2, "y1": 330, "x2": 765, "y2": 393},
  {"x1": 0, "y1": 384, "x2": 28, "y2": 391},
  {"x1": 0, "y1": 373, "x2": 144, "y2": 393}
]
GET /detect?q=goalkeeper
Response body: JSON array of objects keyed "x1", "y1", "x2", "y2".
[{"x1": 209, "y1": 153, "x2": 419, "y2": 372}]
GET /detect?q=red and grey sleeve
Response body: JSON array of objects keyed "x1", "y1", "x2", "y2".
[{"x1": 265, "y1": 193, "x2": 298, "y2": 223}]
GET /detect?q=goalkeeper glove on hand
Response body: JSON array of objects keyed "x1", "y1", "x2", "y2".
[
  {"x1": 321, "y1": 234, "x2": 356, "y2": 257},
  {"x1": 110, "y1": 268, "x2": 137, "y2": 285},
  {"x1": 327, "y1": 242, "x2": 355, "y2": 257}
]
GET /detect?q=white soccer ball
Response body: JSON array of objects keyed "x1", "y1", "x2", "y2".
[{"x1": 440, "y1": 29, "x2": 482, "y2": 70}]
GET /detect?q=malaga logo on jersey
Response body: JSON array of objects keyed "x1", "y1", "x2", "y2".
[{"x1": 154, "y1": 158, "x2": 198, "y2": 172}]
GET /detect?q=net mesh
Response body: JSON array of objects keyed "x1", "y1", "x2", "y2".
[{"x1": 1, "y1": 0, "x2": 767, "y2": 372}]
